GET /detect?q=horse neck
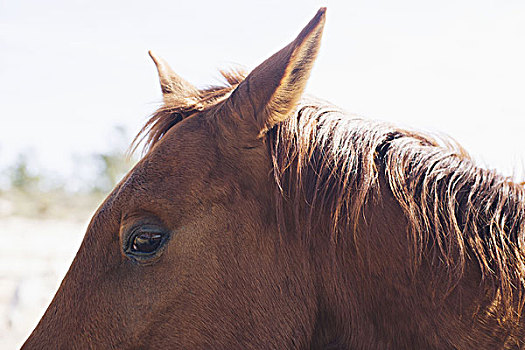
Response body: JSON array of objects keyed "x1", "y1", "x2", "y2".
[
  {"x1": 272, "y1": 105, "x2": 525, "y2": 347},
  {"x1": 307, "y1": 173, "x2": 525, "y2": 349}
]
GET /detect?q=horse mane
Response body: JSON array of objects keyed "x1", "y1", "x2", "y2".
[
  {"x1": 271, "y1": 102, "x2": 525, "y2": 316},
  {"x1": 134, "y1": 71, "x2": 525, "y2": 317}
]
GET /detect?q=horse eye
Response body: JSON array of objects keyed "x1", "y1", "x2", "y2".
[{"x1": 131, "y1": 232, "x2": 163, "y2": 254}]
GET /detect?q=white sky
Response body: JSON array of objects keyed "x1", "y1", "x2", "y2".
[{"x1": 2, "y1": 0, "x2": 525, "y2": 181}]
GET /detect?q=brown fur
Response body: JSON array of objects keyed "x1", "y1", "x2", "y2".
[{"x1": 23, "y1": 8, "x2": 525, "y2": 349}]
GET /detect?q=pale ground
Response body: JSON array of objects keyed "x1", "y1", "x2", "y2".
[{"x1": 0, "y1": 194, "x2": 96, "y2": 349}]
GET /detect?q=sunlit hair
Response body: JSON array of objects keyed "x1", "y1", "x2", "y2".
[{"x1": 135, "y1": 71, "x2": 525, "y2": 318}]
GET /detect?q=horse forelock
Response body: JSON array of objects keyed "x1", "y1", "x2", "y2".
[{"x1": 131, "y1": 69, "x2": 246, "y2": 155}]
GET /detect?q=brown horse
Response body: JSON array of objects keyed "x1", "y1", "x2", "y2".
[{"x1": 22, "y1": 8, "x2": 525, "y2": 349}]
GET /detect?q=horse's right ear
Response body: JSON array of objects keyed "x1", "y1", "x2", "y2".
[
  {"x1": 219, "y1": 8, "x2": 326, "y2": 141},
  {"x1": 149, "y1": 51, "x2": 199, "y2": 102}
]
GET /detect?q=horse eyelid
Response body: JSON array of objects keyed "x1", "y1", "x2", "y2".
[{"x1": 123, "y1": 223, "x2": 169, "y2": 256}]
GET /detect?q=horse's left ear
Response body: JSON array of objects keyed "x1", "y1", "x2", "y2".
[
  {"x1": 220, "y1": 8, "x2": 326, "y2": 139},
  {"x1": 149, "y1": 51, "x2": 199, "y2": 101}
]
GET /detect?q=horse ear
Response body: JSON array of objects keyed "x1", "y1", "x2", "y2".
[
  {"x1": 221, "y1": 8, "x2": 326, "y2": 139},
  {"x1": 148, "y1": 51, "x2": 199, "y2": 100}
]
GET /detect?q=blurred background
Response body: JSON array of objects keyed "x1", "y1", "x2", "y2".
[{"x1": 2, "y1": 0, "x2": 525, "y2": 347}]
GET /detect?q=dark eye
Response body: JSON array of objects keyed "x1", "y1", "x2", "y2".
[
  {"x1": 132, "y1": 232, "x2": 163, "y2": 254},
  {"x1": 124, "y1": 224, "x2": 169, "y2": 261}
]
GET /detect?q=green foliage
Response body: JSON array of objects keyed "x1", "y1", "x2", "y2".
[
  {"x1": 8, "y1": 153, "x2": 41, "y2": 193},
  {"x1": 0, "y1": 126, "x2": 138, "y2": 218},
  {"x1": 91, "y1": 126, "x2": 136, "y2": 194}
]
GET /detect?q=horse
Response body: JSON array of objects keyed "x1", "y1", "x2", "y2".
[{"x1": 22, "y1": 8, "x2": 525, "y2": 349}]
